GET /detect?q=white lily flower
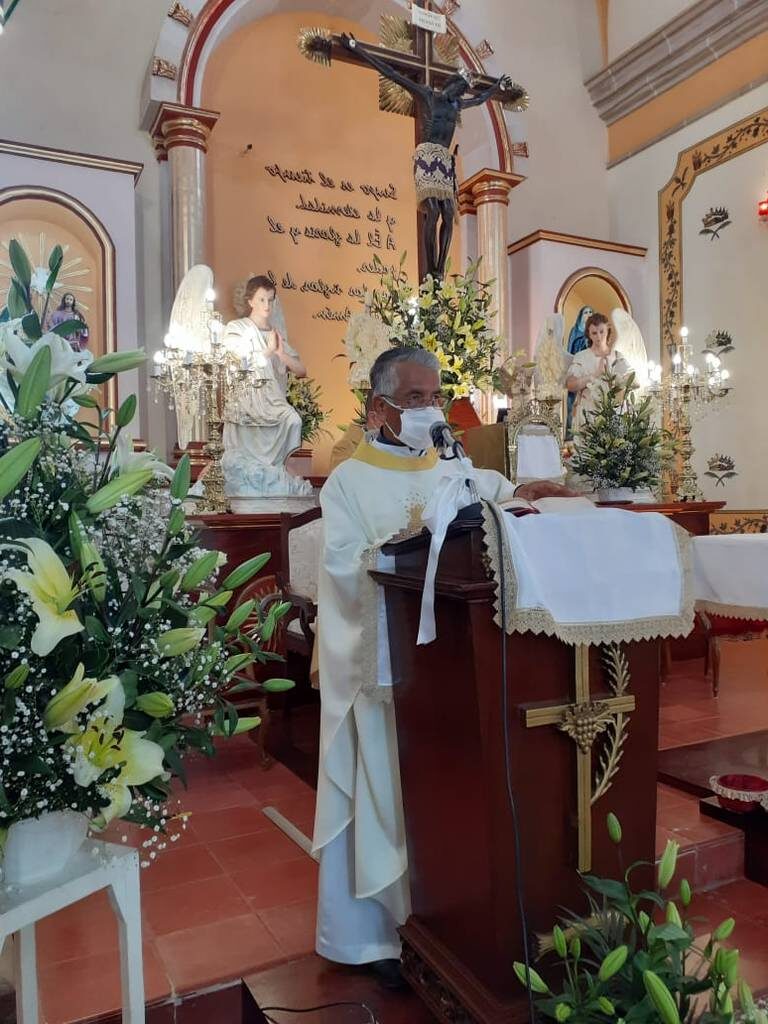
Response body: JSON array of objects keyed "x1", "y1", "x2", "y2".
[
  {"x1": 3, "y1": 330, "x2": 92, "y2": 388},
  {"x1": 67, "y1": 721, "x2": 169, "y2": 826},
  {"x1": 4, "y1": 538, "x2": 84, "y2": 655},
  {"x1": 114, "y1": 433, "x2": 174, "y2": 481},
  {"x1": 43, "y1": 663, "x2": 124, "y2": 732}
]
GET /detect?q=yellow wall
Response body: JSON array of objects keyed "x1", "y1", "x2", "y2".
[
  {"x1": 609, "y1": 30, "x2": 768, "y2": 163},
  {"x1": 562, "y1": 276, "x2": 627, "y2": 339},
  {"x1": 203, "y1": 11, "x2": 419, "y2": 473}
]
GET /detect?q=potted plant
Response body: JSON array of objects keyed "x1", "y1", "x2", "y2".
[
  {"x1": 569, "y1": 372, "x2": 670, "y2": 502},
  {"x1": 0, "y1": 238, "x2": 291, "y2": 885},
  {"x1": 514, "y1": 814, "x2": 762, "y2": 1023}
]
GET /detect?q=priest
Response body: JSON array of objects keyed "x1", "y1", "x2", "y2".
[{"x1": 312, "y1": 347, "x2": 570, "y2": 985}]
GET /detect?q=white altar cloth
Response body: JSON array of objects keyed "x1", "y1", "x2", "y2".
[
  {"x1": 482, "y1": 503, "x2": 693, "y2": 645},
  {"x1": 691, "y1": 534, "x2": 768, "y2": 619}
]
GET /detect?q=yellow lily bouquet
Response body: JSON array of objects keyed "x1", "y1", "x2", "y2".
[
  {"x1": 365, "y1": 254, "x2": 500, "y2": 401},
  {"x1": 0, "y1": 239, "x2": 290, "y2": 850}
]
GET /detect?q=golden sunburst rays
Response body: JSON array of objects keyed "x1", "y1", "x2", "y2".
[
  {"x1": 434, "y1": 32, "x2": 460, "y2": 68},
  {"x1": 501, "y1": 84, "x2": 530, "y2": 112},
  {"x1": 0, "y1": 232, "x2": 92, "y2": 317},
  {"x1": 297, "y1": 26, "x2": 332, "y2": 66},
  {"x1": 379, "y1": 14, "x2": 414, "y2": 116}
]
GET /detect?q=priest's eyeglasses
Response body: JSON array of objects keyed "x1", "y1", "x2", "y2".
[{"x1": 383, "y1": 393, "x2": 447, "y2": 410}]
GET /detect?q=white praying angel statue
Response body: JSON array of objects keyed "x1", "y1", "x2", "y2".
[
  {"x1": 221, "y1": 274, "x2": 314, "y2": 504},
  {"x1": 533, "y1": 313, "x2": 571, "y2": 400},
  {"x1": 610, "y1": 308, "x2": 649, "y2": 389}
]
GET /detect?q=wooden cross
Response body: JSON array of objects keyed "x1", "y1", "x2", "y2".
[
  {"x1": 522, "y1": 645, "x2": 636, "y2": 872},
  {"x1": 298, "y1": 1, "x2": 527, "y2": 277}
]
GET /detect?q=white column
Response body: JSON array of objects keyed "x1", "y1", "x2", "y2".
[{"x1": 459, "y1": 168, "x2": 525, "y2": 422}]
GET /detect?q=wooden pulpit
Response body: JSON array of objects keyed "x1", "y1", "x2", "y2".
[{"x1": 374, "y1": 512, "x2": 662, "y2": 1024}]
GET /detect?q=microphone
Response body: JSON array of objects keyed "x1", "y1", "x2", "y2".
[{"x1": 429, "y1": 419, "x2": 460, "y2": 457}]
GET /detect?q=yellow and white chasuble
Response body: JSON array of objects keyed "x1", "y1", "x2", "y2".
[{"x1": 313, "y1": 437, "x2": 515, "y2": 963}]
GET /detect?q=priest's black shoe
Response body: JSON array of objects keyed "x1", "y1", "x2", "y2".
[{"x1": 367, "y1": 958, "x2": 407, "y2": 990}]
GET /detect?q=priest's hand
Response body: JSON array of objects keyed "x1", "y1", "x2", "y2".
[{"x1": 514, "y1": 480, "x2": 582, "y2": 501}]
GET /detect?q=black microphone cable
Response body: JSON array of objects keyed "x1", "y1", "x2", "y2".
[{"x1": 483, "y1": 498, "x2": 537, "y2": 1024}]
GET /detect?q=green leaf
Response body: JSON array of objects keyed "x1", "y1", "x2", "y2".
[
  {"x1": 647, "y1": 922, "x2": 689, "y2": 944},
  {"x1": 0, "y1": 626, "x2": 21, "y2": 650},
  {"x1": 170, "y1": 455, "x2": 191, "y2": 501},
  {"x1": 0, "y1": 437, "x2": 41, "y2": 501},
  {"x1": 8, "y1": 239, "x2": 32, "y2": 288},
  {"x1": 221, "y1": 552, "x2": 271, "y2": 591},
  {"x1": 51, "y1": 318, "x2": 85, "y2": 338},
  {"x1": 8, "y1": 279, "x2": 29, "y2": 318},
  {"x1": 163, "y1": 745, "x2": 187, "y2": 786},
  {"x1": 15, "y1": 345, "x2": 51, "y2": 417},
  {"x1": 71, "y1": 393, "x2": 100, "y2": 409},
  {"x1": 224, "y1": 600, "x2": 256, "y2": 633},
  {"x1": 224, "y1": 652, "x2": 254, "y2": 675},
  {"x1": 84, "y1": 615, "x2": 109, "y2": 642},
  {"x1": 581, "y1": 875, "x2": 629, "y2": 903},
  {"x1": 168, "y1": 506, "x2": 185, "y2": 536},
  {"x1": 46, "y1": 245, "x2": 64, "y2": 292},
  {"x1": 180, "y1": 550, "x2": 221, "y2": 592},
  {"x1": 21, "y1": 311, "x2": 42, "y2": 340},
  {"x1": 88, "y1": 350, "x2": 146, "y2": 374},
  {"x1": 115, "y1": 394, "x2": 137, "y2": 428}
]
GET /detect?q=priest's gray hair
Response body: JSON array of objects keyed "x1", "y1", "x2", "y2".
[{"x1": 370, "y1": 348, "x2": 441, "y2": 396}]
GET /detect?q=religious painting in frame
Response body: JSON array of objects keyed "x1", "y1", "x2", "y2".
[{"x1": 0, "y1": 185, "x2": 118, "y2": 413}]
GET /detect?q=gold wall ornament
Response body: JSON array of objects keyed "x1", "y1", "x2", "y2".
[
  {"x1": 152, "y1": 57, "x2": 179, "y2": 80},
  {"x1": 501, "y1": 85, "x2": 530, "y2": 112},
  {"x1": 443, "y1": 0, "x2": 461, "y2": 15},
  {"x1": 523, "y1": 644, "x2": 636, "y2": 871},
  {"x1": 379, "y1": 14, "x2": 415, "y2": 116},
  {"x1": 297, "y1": 27, "x2": 332, "y2": 67},
  {"x1": 659, "y1": 106, "x2": 768, "y2": 358},
  {"x1": 475, "y1": 39, "x2": 494, "y2": 59},
  {"x1": 168, "y1": 1, "x2": 193, "y2": 27}
]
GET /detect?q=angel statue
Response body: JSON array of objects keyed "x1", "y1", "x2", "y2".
[
  {"x1": 338, "y1": 32, "x2": 527, "y2": 279},
  {"x1": 221, "y1": 275, "x2": 313, "y2": 500},
  {"x1": 610, "y1": 308, "x2": 649, "y2": 389}
]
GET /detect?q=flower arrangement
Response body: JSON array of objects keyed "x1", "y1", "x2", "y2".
[
  {"x1": 286, "y1": 373, "x2": 330, "y2": 445},
  {"x1": 515, "y1": 813, "x2": 760, "y2": 1024},
  {"x1": 361, "y1": 253, "x2": 500, "y2": 401},
  {"x1": 0, "y1": 239, "x2": 289, "y2": 847},
  {"x1": 569, "y1": 372, "x2": 671, "y2": 493}
]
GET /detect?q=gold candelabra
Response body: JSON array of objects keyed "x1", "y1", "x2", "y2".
[
  {"x1": 151, "y1": 292, "x2": 266, "y2": 514},
  {"x1": 647, "y1": 326, "x2": 732, "y2": 502}
]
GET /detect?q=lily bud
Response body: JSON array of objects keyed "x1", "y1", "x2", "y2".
[
  {"x1": 658, "y1": 839, "x2": 680, "y2": 889},
  {"x1": 712, "y1": 918, "x2": 735, "y2": 942},
  {"x1": 643, "y1": 971, "x2": 680, "y2": 1024},
  {"x1": 598, "y1": 946, "x2": 628, "y2": 982},
  {"x1": 155, "y1": 627, "x2": 205, "y2": 657},
  {"x1": 555, "y1": 1004, "x2": 572, "y2": 1022},
  {"x1": 597, "y1": 997, "x2": 615, "y2": 1016},
  {"x1": 512, "y1": 963, "x2": 550, "y2": 995},
  {"x1": 679, "y1": 879, "x2": 691, "y2": 907},
  {"x1": 665, "y1": 902, "x2": 682, "y2": 927},
  {"x1": 86, "y1": 469, "x2": 153, "y2": 514},
  {"x1": 606, "y1": 812, "x2": 622, "y2": 844},
  {"x1": 552, "y1": 925, "x2": 567, "y2": 958},
  {"x1": 135, "y1": 692, "x2": 175, "y2": 718},
  {"x1": 5, "y1": 664, "x2": 29, "y2": 690}
]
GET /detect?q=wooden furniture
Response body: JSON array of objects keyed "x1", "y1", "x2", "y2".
[
  {"x1": 700, "y1": 796, "x2": 768, "y2": 886},
  {"x1": 610, "y1": 500, "x2": 725, "y2": 537},
  {"x1": 697, "y1": 610, "x2": 768, "y2": 696},
  {"x1": 375, "y1": 515, "x2": 663, "y2": 1024},
  {"x1": 0, "y1": 842, "x2": 143, "y2": 1024}
]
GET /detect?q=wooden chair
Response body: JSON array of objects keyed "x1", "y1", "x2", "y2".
[
  {"x1": 226, "y1": 573, "x2": 291, "y2": 769},
  {"x1": 277, "y1": 506, "x2": 322, "y2": 660},
  {"x1": 697, "y1": 610, "x2": 768, "y2": 696}
]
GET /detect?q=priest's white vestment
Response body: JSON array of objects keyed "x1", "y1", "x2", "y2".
[{"x1": 313, "y1": 437, "x2": 516, "y2": 963}]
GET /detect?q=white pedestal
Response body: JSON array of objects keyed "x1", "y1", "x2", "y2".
[{"x1": 0, "y1": 841, "x2": 144, "y2": 1023}]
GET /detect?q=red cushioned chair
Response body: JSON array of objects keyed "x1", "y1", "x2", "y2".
[{"x1": 697, "y1": 610, "x2": 768, "y2": 697}]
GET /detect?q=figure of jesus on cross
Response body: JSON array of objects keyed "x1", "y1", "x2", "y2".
[{"x1": 299, "y1": 4, "x2": 527, "y2": 280}]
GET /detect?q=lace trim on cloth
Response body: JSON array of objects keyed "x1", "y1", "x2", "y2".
[
  {"x1": 480, "y1": 501, "x2": 696, "y2": 646},
  {"x1": 696, "y1": 600, "x2": 768, "y2": 623}
]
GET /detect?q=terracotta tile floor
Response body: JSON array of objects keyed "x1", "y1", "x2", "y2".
[
  {"x1": 23, "y1": 641, "x2": 768, "y2": 1021},
  {"x1": 34, "y1": 739, "x2": 318, "y2": 1024}
]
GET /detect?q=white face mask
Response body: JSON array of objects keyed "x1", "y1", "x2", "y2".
[{"x1": 383, "y1": 400, "x2": 446, "y2": 450}]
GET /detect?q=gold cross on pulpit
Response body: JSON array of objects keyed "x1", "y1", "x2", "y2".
[{"x1": 522, "y1": 644, "x2": 636, "y2": 872}]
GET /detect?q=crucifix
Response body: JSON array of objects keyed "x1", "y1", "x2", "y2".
[
  {"x1": 522, "y1": 644, "x2": 636, "y2": 872},
  {"x1": 298, "y1": 1, "x2": 527, "y2": 280}
]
